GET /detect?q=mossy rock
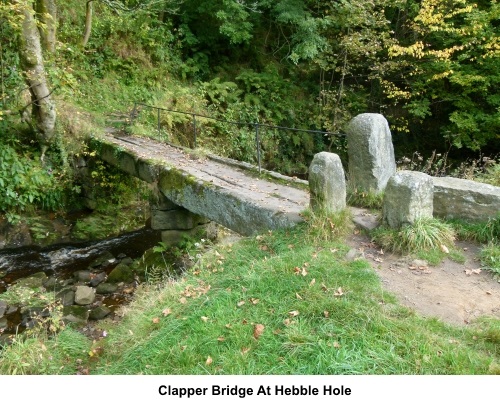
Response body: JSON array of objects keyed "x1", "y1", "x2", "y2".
[
  {"x1": 96, "y1": 282, "x2": 118, "y2": 294},
  {"x1": 62, "y1": 305, "x2": 89, "y2": 324},
  {"x1": 107, "y1": 263, "x2": 135, "y2": 283}
]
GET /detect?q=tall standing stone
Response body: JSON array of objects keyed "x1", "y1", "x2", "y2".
[
  {"x1": 309, "y1": 152, "x2": 346, "y2": 213},
  {"x1": 383, "y1": 170, "x2": 434, "y2": 229},
  {"x1": 346, "y1": 113, "x2": 396, "y2": 193}
]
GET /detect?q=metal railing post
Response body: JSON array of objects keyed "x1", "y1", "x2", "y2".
[
  {"x1": 192, "y1": 114, "x2": 197, "y2": 148},
  {"x1": 157, "y1": 108, "x2": 161, "y2": 139},
  {"x1": 255, "y1": 123, "x2": 261, "y2": 174},
  {"x1": 130, "y1": 102, "x2": 137, "y2": 125}
]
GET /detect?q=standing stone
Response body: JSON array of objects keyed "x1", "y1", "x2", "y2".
[
  {"x1": 309, "y1": 152, "x2": 346, "y2": 213},
  {"x1": 74, "y1": 286, "x2": 96, "y2": 305},
  {"x1": 346, "y1": 113, "x2": 396, "y2": 193},
  {"x1": 383, "y1": 170, "x2": 434, "y2": 228}
]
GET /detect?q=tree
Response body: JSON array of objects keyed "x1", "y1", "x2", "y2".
[
  {"x1": 14, "y1": 0, "x2": 56, "y2": 158},
  {"x1": 81, "y1": 0, "x2": 180, "y2": 47},
  {"x1": 385, "y1": 0, "x2": 500, "y2": 150},
  {"x1": 35, "y1": 0, "x2": 57, "y2": 53}
]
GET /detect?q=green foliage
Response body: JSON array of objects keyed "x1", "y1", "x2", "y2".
[
  {"x1": 480, "y1": 242, "x2": 500, "y2": 279},
  {"x1": 476, "y1": 162, "x2": 500, "y2": 187},
  {"x1": 0, "y1": 140, "x2": 67, "y2": 217}
]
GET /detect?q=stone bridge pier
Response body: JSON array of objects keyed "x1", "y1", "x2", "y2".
[{"x1": 149, "y1": 186, "x2": 217, "y2": 245}]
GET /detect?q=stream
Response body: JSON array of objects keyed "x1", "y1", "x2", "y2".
[{"x1": 0, "y1": 226, "x2": 162, "y2": 341}]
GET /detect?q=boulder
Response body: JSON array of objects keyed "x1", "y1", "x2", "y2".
[
  {"x1": 74, "y1": 286, "x2": 96, "y2": 305},
  {"x1": 96, "y1": 282, "x2": 118, "y2": 295},
  {"x1": 433, "y1": 177, "x2": 500, "y2": 222},
  {"x1": 383, "y1": 171, "x2": 433, "y2": 228},
  {"x1": 309, "y1": 152, "x2": 346, "y2": 213},
  {"x1": 62, "y1": 305, "x2": 89, "y2": 324},
  {"x1": 107, "y1": 263, "x2": 135, "y2": 284},
  {"x1": 89, "y1": 272, "x2": 107, "y2": 287},
  {"x1": 151, "y1": 208, "x2": 208, "y2": 230},
  {"x1": 89, "y1": 305, "x2": 112, "y2": 321},
  {"x1": 346, "y1": 113, "x2": 396, "y2": 193}
]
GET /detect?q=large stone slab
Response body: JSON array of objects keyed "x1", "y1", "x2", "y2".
[
  {"x1": 433, "y1": 177, "x2": 500, "y2": 221},
  {"x1": 157, "y1": 167, "x2": 302, "y2": 236},
  {"x1": 383, "y1": 170, "x2": 433, "y2": 228},
  {"x1": 309, "y1": 152, "x2": 346, "y2": 213},
  {"x1": 346, "y1": 113, "x2": 396, "y2": 193}
]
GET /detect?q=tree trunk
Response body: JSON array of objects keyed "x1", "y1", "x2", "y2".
[
  {"x1": 35, "y1": 0, "x2": 57, "y2": 53},
  {"x1": 19, "y1": 3, "x2": 56, "y2": 157},
  {"x1": 82, "y1": 1, "x2": 93, "y2": 47}
]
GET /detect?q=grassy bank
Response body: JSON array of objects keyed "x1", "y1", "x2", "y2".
[{"x1": 1, "y1": 216, "x2": 499, "y2": 375}]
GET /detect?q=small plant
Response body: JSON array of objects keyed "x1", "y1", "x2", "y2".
[
  {"x1": 372, "y1": 217, "x2": 456, "y2": 255},
  {"x1": 302, "y1": 208, "x2": 353, "y2": 242},
  {"x1": 480, "y1": 242, "x2": 500, "y2": 279},
  {"x1": 347, "y1": 187, "x2": 384, "y2": 209}
]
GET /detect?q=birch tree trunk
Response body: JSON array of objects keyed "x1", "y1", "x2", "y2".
[
  {"x1": 35, "y1": 0, "x2": 57, "y2": 53},
  {"x1": 19, "y1": 2, "x2": 56, "y2": 157},
  {"x1": 82, "y1": 1, "x2": 93, "y2": 47}
]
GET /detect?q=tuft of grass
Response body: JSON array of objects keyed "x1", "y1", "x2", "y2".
[
  {"x1": 448, "y1": 214, "x2": 500, "y2": 244},
  {"x1": 347, "y1": 187, "x2": 384, "y2": 210},
  {"x1": 480, "y1": 242, "x2": 500, "y2": 278},
  {"x1": 372, "y1": 217, "x2": 456, "y2": 255},
  {"x1": 301, "y1": 208, "x2": 354, "y2": 243}
]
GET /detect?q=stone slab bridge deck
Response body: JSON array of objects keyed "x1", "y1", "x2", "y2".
[{"x1": 90, "y1": 133, "x2": 310, "y2": 236}]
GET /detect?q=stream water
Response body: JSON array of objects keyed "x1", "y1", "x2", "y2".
[{"x1": 0, "y1": 226, "x2": 162, "y2": 340}]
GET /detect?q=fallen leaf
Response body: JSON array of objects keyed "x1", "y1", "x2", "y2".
[
  {"x1": 123, "y1": 287, "x2": 134, "y2": 294},
  {"x1": 241, "y1": 347, "x2": 250, "y2": 355},
  {"x1": 486, "y1": 291, "x2": 492, "y2": 295},
  {"x1": 309, "y1": 278, "x2": 316, "y2": 286},
  {"x1": 206, "y1": 356, "x2": 213, "y2": 366},
  {"x1": 237, "y1": 300, "x2": 246, "y2": 307},
  {"x1": 179, "y1": 297, "x2": 187, "y2": 304},
  {"x1": 296, "y1": 293, "x2": 303, "y2": 300},
  {"x1": 242, "y1": 319, "x2": 248, "y2": 325},
  {"x1": 374, "y1": 257, "x2": 383, "y2": 263},
  {"x1": 333, "y1": 341, "x2": 341, "y2": 348},
  {"x1": 152, "y1": 317, "x2": 160, "y2": 324},
  {"x1": 465, "y1": 268, "x2": 482, "y2": 276},
  {"x1": 253, "y1": 324, "x2": 265, "y2": 339},
  {"x1": 201, "y1": 316, "x2": 209, "y2": 322},
  {"x1": 250, "y1": 298, "x2": 260, "y2": 305},
  {"x1": 288, "y1": 310, "x2": 300, "y2": 317},
  {"x1": 301, "y1": 268, "x2": 308, "y2": 276},
  {"x1": 334, "y1": 287, "x2": 344, "y2": 297},
  {"x1": 440, "y1": 244, "x2": 449, "y2": 254},
  {"x1": 321, "y1": 283, "x2": 328, "y2": 292},
  {"x1": 294, "y1": 266, "x2": 301, "y2": 275},
  {"x1": 162, "y1": 308, "x2": 172, "y2": 317},
  {"x1": 217, "y1": 336, "x2": 225, "y2": 342},
  {"x1": 128, "y1": 330, "x2": 134, "y2": 335},
  {"x1": 283, "y1": 318, "x2": 291, "y2": 326},
  {"x1": 323, "y1": 310, "x2": 330, "y2": 318},
  {"x1": 225, "y1": 324, "x2": 232, "y2": 329}
]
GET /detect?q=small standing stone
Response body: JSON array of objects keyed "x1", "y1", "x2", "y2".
[
  {"x1": 383, "y1": 170, "x2": 434, "y2": 228},
  {"x1": 309, "y1": 152, "x2": 346, "y2": 213}
]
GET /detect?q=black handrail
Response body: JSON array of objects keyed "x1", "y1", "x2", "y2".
[{"x1": 130, "y1": 101, "x2": 345, "y2": 173}]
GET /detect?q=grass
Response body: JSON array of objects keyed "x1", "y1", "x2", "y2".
[
  {"x1": 480, "y1": 242, "x2": 500, "y2": 279},
  {"x1": 371, "y1": 217, "x2": 456, "y2": 256},
  {"x1": 1, "y1": 215, "x2": 498, "y2": 375}
]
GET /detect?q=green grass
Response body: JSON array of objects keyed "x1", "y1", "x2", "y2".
[
  {"x1": 2, "y1": 221, "x2": 498, "y2": 375},
  {"x1": 372, "y1": 218, "x2": 456, "y2": 256},
  {"x1": 480, "y1": 242, "x2": 500, "y2": 279}
]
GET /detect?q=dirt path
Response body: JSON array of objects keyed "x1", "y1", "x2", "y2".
[{"x1": 347, "y1": 217, "x2": 500, "y2": 325}]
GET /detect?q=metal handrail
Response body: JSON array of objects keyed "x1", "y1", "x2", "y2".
[{"x1": 130, "y1": 101, "x2": 345, "y2": 173}]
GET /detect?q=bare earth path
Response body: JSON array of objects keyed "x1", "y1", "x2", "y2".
[{"x1": 348, "y1": 211, "x2": 500, "y2": 325}]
